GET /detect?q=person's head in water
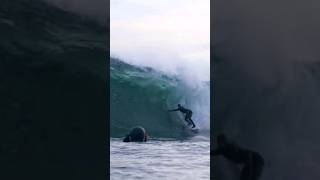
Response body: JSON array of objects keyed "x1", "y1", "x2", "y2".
[
  {"x1": 123, "y1": 126, "x2": 148, "y2": 142},
  {"x1": 217, "y1": 134, "x2": 227, "y2": 147},
  {"x1": 178, "y1": 104, "x2": 181, "y2": 108}
]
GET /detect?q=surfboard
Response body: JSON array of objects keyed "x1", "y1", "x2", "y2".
[
  {"x1": 180, "y1": 119, "x2": 199, "y2": 134},
  {"x1": 183, "y1": 124, "x2": 199, "y2": 134},
  {"x1": 190, "y1": 127, "x2": 200, "y2": 134}
]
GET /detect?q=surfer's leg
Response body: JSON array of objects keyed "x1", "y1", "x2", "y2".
[
  {"x1": 240, "y1": 164, "x2": 250, "y2": 180},
  {"x1": 189, "y1": 118, "x2": 196, "y2": 128},
  {"x1": 187, "y1": 112, "x2": 195, "y2": 127},
  {"x1": 252, "y1": 153, "x2": 264, "y2": 180},
  {"x1": 185, "y1": 116, "x2": 192, "y2": 125}
]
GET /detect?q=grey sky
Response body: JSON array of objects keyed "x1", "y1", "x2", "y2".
[{"x1": 111, "y1": 0, "x2": 210, "y2": 81}]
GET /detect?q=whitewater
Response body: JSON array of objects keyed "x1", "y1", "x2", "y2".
[{"x1": 110, "y1": 58, "x2": 210, "y2": 180}]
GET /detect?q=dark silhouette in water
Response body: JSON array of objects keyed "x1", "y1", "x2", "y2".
[
  {"x1": 212, "y1": 134, "x2": 264, "y2": 180},
  {"x1": 169, "y1": 104, "x2": 196, "y2": 128},
  {"x1": 123, "y1": 126, "x2": 148, "y2": 142}
]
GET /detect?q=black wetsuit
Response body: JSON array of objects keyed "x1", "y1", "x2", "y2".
[
  {"x1": 170, "y1": 106, "x2": 195, "y2": 128},
  {"x1": 212, "y1": 143, "x2": 264, "y2": 180}
]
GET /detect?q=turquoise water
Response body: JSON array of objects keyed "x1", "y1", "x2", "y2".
[{"x1": 110, "y1": 137, "x2": 210, "y2": 180}]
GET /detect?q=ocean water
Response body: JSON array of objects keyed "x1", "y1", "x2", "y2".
[{"x1": 110, "y1": 137, "x2": 210, "y2": 180}]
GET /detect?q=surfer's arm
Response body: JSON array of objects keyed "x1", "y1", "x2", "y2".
[{"x1": 168, "y1": 108, "x2": 179, "y2": 112}]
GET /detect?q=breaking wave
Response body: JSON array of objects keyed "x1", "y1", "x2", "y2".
[{"x1": 110, "y1": 58, "x2": 210, "y2": 139}]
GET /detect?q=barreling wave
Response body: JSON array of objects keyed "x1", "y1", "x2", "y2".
[{"x1": 110, "y1": 58, "x2": 210, "y2": 139}]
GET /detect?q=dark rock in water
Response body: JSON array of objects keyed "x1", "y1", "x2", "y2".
[{"x1": 123, "y1": 126, "x2": 147, "y2": 142}]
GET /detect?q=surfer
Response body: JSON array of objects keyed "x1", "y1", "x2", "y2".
[
  {"x1": 212, "y1": 134, "x2": 264, "y2": 180},
  {"x1": 169, "y1": 104, "x2": 196, "y2": 128}
]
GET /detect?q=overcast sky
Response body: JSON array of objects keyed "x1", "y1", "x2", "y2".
[{"x1": 111, "y1": 0, "x2": 210, "y2": 81}]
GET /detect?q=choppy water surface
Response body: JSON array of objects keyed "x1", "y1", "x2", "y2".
[{"x1": 110, "y1": 137, "x2": 210, "y2": 180}]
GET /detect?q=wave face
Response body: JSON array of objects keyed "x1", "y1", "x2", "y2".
[
  {"x1": 1, "y1": 0, "x2": 107, "y2": 178},
  {"x1": 110, "y1": 58, "x2": 210, "y2": 138}
]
